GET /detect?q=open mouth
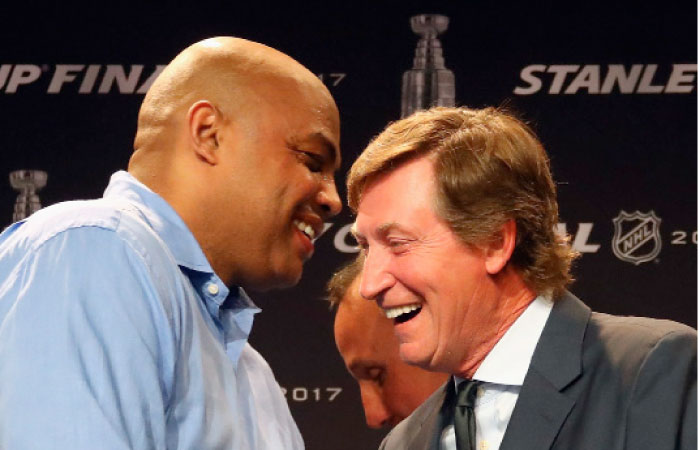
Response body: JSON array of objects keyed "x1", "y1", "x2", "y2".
[
  {"x1": 293, "y1": 219, "x2": 317, "y2": 241},
  {"x1": 384, "y1": 304, "x2": 422, "y2": 324}
]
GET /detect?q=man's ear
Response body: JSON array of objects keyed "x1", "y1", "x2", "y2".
[
  {"x1": 484, "y1": 219, "x2": 517, "y2": 275},
  {"x1": 187, "y1": 100, "x2": 220, "y2": 165}
]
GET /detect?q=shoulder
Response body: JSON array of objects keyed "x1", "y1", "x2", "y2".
[
  {"x1": 0, "y1": 199, "x2": 186, "y2": 319},
  {"x1": 550, "y1": 292, "x2": 696, "y2": 367},
  {"x1": 588, "y1": 312, "x2": 696, "y2": 357},
  {"x1": 576, "y1": 310, "x2": 696, "y2": 396},
  {"x1": 3, "y1": 199, "x2": 121, "y2": 250},
  {"x1": 4, "y1": 198, "x2": 174, "y2": 270}
]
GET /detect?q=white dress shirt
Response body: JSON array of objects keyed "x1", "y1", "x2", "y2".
[{"x1": 440, "y1": 296, "x2": 553, "y2": 450}]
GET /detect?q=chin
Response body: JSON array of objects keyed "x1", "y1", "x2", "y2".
[
  {"x1": 249, "y1": 269, "x2": 303, "y2": 292},
  {"x1": 398, "y1": 347, "x2": 433, "y2": 370}
]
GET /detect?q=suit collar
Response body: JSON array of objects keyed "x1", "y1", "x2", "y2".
[
  {"x1": 530, "y1": 290, "x2": 590, "y2": 389},
  {"x1": 499, "y1": 291, "x2": 591, "y2": 450},
  {"x1": 392, "y1": 292, "x2": 592, "y2": 450},
  {"x1": 402, "y1": 382, "x2": 450, "y2": 450}
]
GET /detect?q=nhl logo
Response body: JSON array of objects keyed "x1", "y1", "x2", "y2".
[{"x1": 612, "y1": 210, "x2": 662, "y2": 265}]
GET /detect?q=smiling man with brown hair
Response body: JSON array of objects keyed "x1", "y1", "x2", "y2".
[{"x1": 348, "y1": 106, "x2": 696, "y2": 450}]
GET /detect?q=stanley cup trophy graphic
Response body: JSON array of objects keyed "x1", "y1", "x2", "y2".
[
  {"x1": 10, "y1": 170, "x2": 47, "y2": 222},
  {"x1": 401, "y1": 14, "x2": 455, "y2": 118}
]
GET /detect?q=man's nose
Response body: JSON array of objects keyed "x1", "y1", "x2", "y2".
[
  {"x1": 360, "y1": 385, "x2": 392, "y2": 429},
  {"x1": 359, "y1": 248, "x2": 394, "y2": 300},
  {"x1": 317, "y1": 178, "x2": 342, "y2": 218}
]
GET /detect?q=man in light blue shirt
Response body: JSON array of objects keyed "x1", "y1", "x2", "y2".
[{"x1": 0, "y1": 36, "x2": 342, "y2": 449}]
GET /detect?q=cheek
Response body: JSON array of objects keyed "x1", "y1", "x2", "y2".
[
  {"x1": 434, "y1": 263, "x2": 487, "y2": 320},
  {"x1": 392, "y1": 259, "x2": 430, "y2": 297}
]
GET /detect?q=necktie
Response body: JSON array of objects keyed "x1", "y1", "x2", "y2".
[{"x1": 454, "y1": 380, "x2": 479, "y2": 450}]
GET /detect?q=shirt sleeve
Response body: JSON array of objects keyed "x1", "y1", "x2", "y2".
[
  {"x1": 625, "y1": 327, "x2": 697, "y2": 450},
  {"x1": 0, "y1": 226, "x2": 176, "y2": 450}
]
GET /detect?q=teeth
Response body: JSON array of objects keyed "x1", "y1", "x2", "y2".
[
  {"x1": 294, "y1": 220, "x2": 316, "y2": 240},
  {"x1": 384, "y1": 304, "x2": 421, "y2": 319},
  {"x1": 304, "y1": 225, "x2": 314, "y2": 239}
]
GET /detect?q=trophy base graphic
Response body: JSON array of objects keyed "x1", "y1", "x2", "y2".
[{"x1": 10, "y1": 170, "x2": 48, "y2": 222}]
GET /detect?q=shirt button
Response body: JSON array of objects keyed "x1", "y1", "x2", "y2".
[
  {"x1": 479, "y1": 441, "x2": 489, "y2": 450},
  {"x1": 206, "y1": 283, "x2": 219, "y2": 295}
]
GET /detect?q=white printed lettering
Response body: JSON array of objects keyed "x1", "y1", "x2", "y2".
[
  {"x1": 513, "y1": 65, "x2": 546, "y2": 95},
  {"x1": 637, "y1": 64, "x2": 664, "y2": 93},
  {"x1": 546, "y1": 65, "x2": 580, "y2": 94},
  {"x1": 5, "y1": 65, "x2": 41, "y2": 93},
  {"x1": 48, "y1": 65, "x2": 85, "y2": 94},
  {"x1": 565, "y1": 65, "x2": 600, "y2": 94},
  {"x1": 334, "y1": 224, "x2": 360, "y2": 253},
  {"x1": 0, "y1": 65, "x2": 11, "y2": 90},
  {"x1": 79, "y1": 65, "x2": 101, "y2": 94},
  {"x1": 136, "y1": 65, "x2": 166, "y2": 94},
  {"x1": 98, "y1": 65, "x2": 143, "y2": 94},
  {"x1": 556, "y1": 223, "x2": 599, "y2": 253},
  {"x1": 665, "y1": 64, "x2": 697, "y2": 93},
  {"x1": 571, "y1": 223, "x2": 600, "y2": 253},
  {"x1": 600, "y1": 64, "x2": 643, "y2": 94}
]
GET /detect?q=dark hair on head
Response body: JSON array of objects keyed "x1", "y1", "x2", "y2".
[{"x1": 326, "y1": 256, "x2": 364, "y2": 308}]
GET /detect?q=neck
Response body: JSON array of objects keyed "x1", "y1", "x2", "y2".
[
  {"x1": 455, "y1": 267, "x2": 537, "y2": 379},
  {"x1": 130, "y1": 152, "x2": 236, "y2": 285}
]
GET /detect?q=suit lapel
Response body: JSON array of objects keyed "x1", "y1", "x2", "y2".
[
  {"x1": 500, "y1": 292, "x2": 591, "y2": 450},
  {"x1": 404, "y1": 382, "x2": 450, "y2": 450}
]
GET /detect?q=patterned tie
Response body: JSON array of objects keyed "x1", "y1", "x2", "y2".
[{"x1": 454, "y1": 380, "x2": 479, "y2": 450}]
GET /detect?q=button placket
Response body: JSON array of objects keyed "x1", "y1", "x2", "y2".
[{"x1": 206, "y1": 282, "x2": 219, "y2": 296}]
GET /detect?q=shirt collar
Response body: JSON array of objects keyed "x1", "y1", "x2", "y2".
[
  {"x1": 103, "y1": 171, "x2": 214, "y2": 273},
  {"x1": 472, "y1": 295, "x2": 553, "y2": 386},
  {"x1": 103, "y1": 171, "x2": 261, "y2": 315},
  {"x1": 104, "y1": 171, "x2": 260, "y2": 366}
]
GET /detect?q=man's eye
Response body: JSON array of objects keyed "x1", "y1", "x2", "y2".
[
  {"x1": 367, "y1": 367, "x2": 386, "y2": 386},
  {"x1": 387, "y1": 239, "x2": 410, "y2": 251},
  {"x1": 352, "y1": 235, "x2": 368, "y2": 252},
  {"x1": 295, "y1": 151, "x2": 323, "y2": 173}
]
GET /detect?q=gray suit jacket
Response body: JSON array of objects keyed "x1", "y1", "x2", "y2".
[{"x1": 379, "y1": 292, "x2": 697, "y2": 450}]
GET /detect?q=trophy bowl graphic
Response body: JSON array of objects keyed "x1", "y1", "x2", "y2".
[
  {"x1": 410, "y1": 14, "x2": 449, "y2": 37},
  {"x1": 10, "y1": 170, "x2": 48, "y2": 222},
  {"x1": 401, "y1": 14, "x2": 455, "y2": 118}
]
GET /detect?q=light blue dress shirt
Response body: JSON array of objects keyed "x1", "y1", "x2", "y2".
[{"x1": 0, "y1": 171, "x2": 304, "y2": 449}]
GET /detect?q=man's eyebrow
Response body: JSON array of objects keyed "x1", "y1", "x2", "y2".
[
  {"x1": 377, "y1": 223, "x2": 398, "y2": 234},
  {"x1": 378, "y1": 222, "x2": 411, "y2": 238},
  {"x1": 351, "y1": 222, "x2": 404, "y2": 242}
]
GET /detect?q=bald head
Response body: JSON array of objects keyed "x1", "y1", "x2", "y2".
[
  {"x1": 132, "y1": 36, "x2": 334, "y2": 159},
  {"x1": 127, "y1": 36, "x2": 341, "y2": 290}
]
